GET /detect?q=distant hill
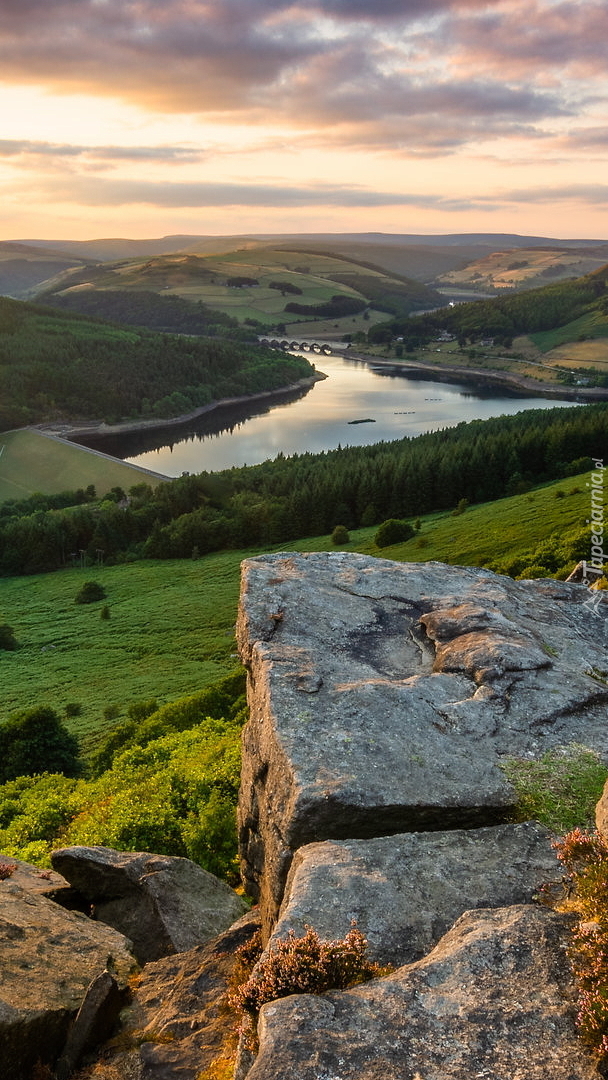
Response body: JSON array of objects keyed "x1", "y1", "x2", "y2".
[
  {"x1": 436, "y1": 246, "x2": 608, "y2": 293},
  {"x1": 0, "y1": 242, "x2": 89, "y2": 299},
  {"x1": 36, "y1": 246, "x2": 442, "y2": 336},
  {"x1": 0, "y1": 231, "x2": 596, "y2": 308}
]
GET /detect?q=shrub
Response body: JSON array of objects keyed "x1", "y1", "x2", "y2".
[
  {"x1": 74, "y1": 581, "x2": 106, "y2": 604},
  {"x1": 515, "y1": 564, "x2": 551, "y2": 580},
  {"x1": 100, "y1": 604, "x2": 111, "y2": 620},
  {"x1": 553, "y1": 829, "x2": 608, "y2": 1062},
  {"x1": 230, "y1": 924, "x2": 390, "y2": 1019},
  {"x1": 0, "y1": 860, "x2": 16, "y2": 879},
  {"x1": 64, "y1": 703, "x2": 82, "y2": 718},
  {"x1": 0, "y1": 623, "x2": 18, "y2": 651},
  {"x1": 0, "y1": 706, "x2": 81, "y2": 784},
  {"x1": 331, "y1": 525, "x2": 350, "y2": 546},
  {"x1": 127, "y1": 699, "x2": 159, "y2": 723},
  {"x1": 451, "y1": 497, "x2": 469, "y2": 516},
  {"x1": 374, "y1": 519, "x2": 414, "y2": 548}
]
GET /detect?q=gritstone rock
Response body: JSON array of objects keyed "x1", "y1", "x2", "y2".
[
  {"x1": 51, "y1": 846, "x2": 249, "y2": 964},
  {"x1": 246, "y1": 905, "x2": 598, "y2": 1080},
  {"x1": 267, "y1": 821, "x2": 560, "y2": 966},
  {"x1": 121, "y1": 909, "x2": 261, "y2": 1080},
  {"x1": 236, "y1": 553, "x2": 608, "y2": 932},
  {"x1": 0, "y1": 872, "x2": 135, "y2": 1080}
]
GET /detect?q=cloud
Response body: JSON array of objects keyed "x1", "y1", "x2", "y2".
[
  {"x1": 498, "y1": 183, "x2": 608, "y2": 206},
  {"x1": 21, "y1": 174, "x2": 481, "y2": 211},
  {"x1": 552, "y1": 127, "x2": 608, "y2": 153},
  {"x1": 0, "y1": 0, "x2": 597, "y2": 158},
  {"x1": 0, "y1": 140, "x2": 204, "y2": 164},
  {"x1": 444, "y1": 0, "x2": 608, "y2": 79}
]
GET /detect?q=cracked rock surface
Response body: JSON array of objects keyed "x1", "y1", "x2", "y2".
[
  {"x1": 267, "y1": 822, "x2": 560, "y2": 967},
  {"x1": 245, "y1": 905, "x2": 599, "y2": 1080},
  {"x1": 236, "y1": 553, "x2": 608, "y2": 932}
]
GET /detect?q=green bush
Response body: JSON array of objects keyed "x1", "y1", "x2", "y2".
[
  {"x1": 0, "y1": 623, "x2": 18, "y2": 651},
  {"x1": 74, "y1": 580, "x2": 106, "y2": 604},
  {"x1": 0, "y1": 719, "x2": 242, "y2": 881},
  {"x1": 331, "y1": 525, "x2": 350, "y2": 546},
  {"x1": 374, "y1": 519, "x2": 414, "y2": 548},
  {"x1": 515, "y1": 564, "x2": 551, "y2": 580},
  {"x1": 0, "y1": 706, "x2": 80, "y2": 784}
]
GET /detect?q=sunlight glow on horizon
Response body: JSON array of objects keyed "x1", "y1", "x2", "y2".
[{"x1": 2, "y1": 1, "x2": 608, "y2": 242}]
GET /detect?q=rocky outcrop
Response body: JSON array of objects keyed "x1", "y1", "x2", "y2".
[
  {"x1": 267, "y1": 822, "x2": 561, "y2": 966},
  {"x1": 246, "y1": 905, "x2": 598, "y2": 1080},
  {"x1": 237, "y1": 553, "x2": 608, "y2": 933},
  {"x1": 51, "y1": 845, "x2": 248, "y2": 964},
  {"x1": 0, "y1": 870, "x2": 136, "y2": 1080}
]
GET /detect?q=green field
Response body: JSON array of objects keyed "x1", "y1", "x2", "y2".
[
  {"x1": 0, "y1": 554, "x2": 243, "y2": 748},
  {"x1": 0, "y1": 472, "x2": 593, "y2": 748},
  {"x1": 530, "y1": 309, "x2": 608, "y2": 353},
  {"x1": 0, "y1": 429, "x2": 168, "y2": 504}
]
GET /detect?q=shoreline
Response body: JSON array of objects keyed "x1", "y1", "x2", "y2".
[
  {"x1": 31, "y1": 349, "x2": 608, "y2": 446},
  {"x1": 344, "y1": 351, "x2": 608, "y2": 401},
  {"x1": 34, "y1": 372, "x2": 326, "y2": 441}
]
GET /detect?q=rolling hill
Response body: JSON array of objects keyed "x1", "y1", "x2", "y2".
[{"x1": 37, "y1": 245, "x2": 442, "y2": 337}]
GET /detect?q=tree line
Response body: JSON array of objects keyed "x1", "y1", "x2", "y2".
[
  {"x1": 0, "y1": 402, "x2": 605, "y2": 575},
  {"x1": 0, "y1": 295, "x2": 313, "y2": 428},
  {"x1": 368, "y1": 265, "x2": 608, "y2": 348}
]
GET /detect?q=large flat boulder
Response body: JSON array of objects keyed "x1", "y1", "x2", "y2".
[
  {"x1": 236, "y1": 553, "x2": 608, "y2": 931},
  {"x1": 268, "y1": 822, "x2": 560, "y2": 966},
  {"x1": 0, "y1": 875, "x2": 135, "y2": 1080},
  {"x1": 51, "y1": 846, "x2": 248, "y2": 964},
  {"x1": 246, "y1": 905, "x2": 598, "y2": 1080}
]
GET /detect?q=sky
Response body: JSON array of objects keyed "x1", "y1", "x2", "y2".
[{"x1": 1, "y1": 0, "x2": 608, "y2": 242}]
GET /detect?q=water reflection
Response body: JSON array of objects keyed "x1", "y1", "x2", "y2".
[{"x1": 76, "y1": 354, "x2": 577, "y2": 477}]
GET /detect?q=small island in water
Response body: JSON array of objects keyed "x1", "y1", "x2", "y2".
[{"x1": 348, "y1": 417, "x2": 376, "y2": 425}]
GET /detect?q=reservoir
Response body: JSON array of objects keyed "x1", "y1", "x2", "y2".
[{"x1": 81, "y1": 353, "x2": 578, "y2": 477}]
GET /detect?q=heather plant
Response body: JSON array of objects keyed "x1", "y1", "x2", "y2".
[
  {"x1": 229, "y1": 924, "x2": 390, "y2": 1019},
  {"x1": 554, "y1": 828, "x2": 608, "y2": 1063}
]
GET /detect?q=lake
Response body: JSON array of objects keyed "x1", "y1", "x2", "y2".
[{"x1": 79, "y1": 353, "x2": 578, "y2": 476}]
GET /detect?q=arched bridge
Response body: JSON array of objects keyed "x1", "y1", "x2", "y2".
[{"x1": 259, "y1": 338, "x2": 335, "y2": 355}]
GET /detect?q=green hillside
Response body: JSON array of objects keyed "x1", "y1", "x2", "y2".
[
  {"x1": 373, "y1": 264, "x2": 608, "y2": 350},
  {"x1": 0, "y1": 429, "x2": 167, "y2": 504},
  {"x1": 0, "y1": 295, "x2": 314, "y2": 430},
  {"x1": 0, "y1": 470, "x2": 597, "y2": 746},
  {"x1": 38, "y1": 246, "x2": 441, "y2": 335}
]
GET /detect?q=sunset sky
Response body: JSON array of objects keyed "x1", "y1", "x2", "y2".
[{"x1": 2, "y1": 0, "x2": 608, "y2": 241}]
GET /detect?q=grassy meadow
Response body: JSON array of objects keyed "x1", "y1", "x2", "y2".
[
  {"x1": 0, "y1": 471, "x2": 592, "y2": 749},
  {"x1": 0, "y1": 429, "x2": 168, "y2": 503}
]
